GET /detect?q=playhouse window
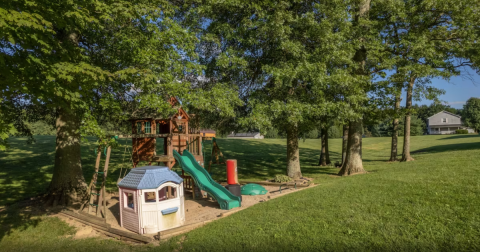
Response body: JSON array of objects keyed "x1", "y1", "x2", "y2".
[
  {"x1": 158, "y1": 186, "x2": 177, "y2": 201},
  {"x1": 145, "y1": 121, "x2": 151, "y2": 133},
  {"x1": 144, "y1": 191, "x2": 156, "y2": 203},
  {"x1": 125, "y1": 192, "x2": 135, "y2": 210},
  {"x1": 137, "y1": 122, "x2": 142, "y2": 134}
]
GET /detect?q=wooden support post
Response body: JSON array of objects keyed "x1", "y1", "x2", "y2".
[
  {"x1": 85, "y1": 148, "x2": 102, "y2": 213},
  {"x1": 199, "y1": 136, "x2": 202, "y2": 158},
  {"x1": 97, "y1": 146, "x2": 111, "y2": 221}
]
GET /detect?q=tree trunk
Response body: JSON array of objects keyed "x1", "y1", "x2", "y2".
[
  {"x1": 286, "y1": 123, "x2": 302, "y2": 179},
  {"x1": 338, "y1": 120, "x2": 366, "y2": 176},
  {"x1": 341, "y1": 125, "x2": 348, "y2": 165},
  {"x1": 46, "y1": 107, "x2": 87, "y2": 206},
  {"x1": 389, "y1": 93, "x2": 401, "y2": 161},
  {"x1": 401, "y1": 76, "x2": 415, "y2": 162},
  {"x1": 318, "y1": 128, "x2": 327, "y2": 166},
  {"x1": 319, "y1": 126, "x2": 331, "y2": 166},
  {"x1": 338, "y1": 0, "x2": 370, "y2": 175},
  {"x1": 325, "y1": 130, "x2": 331, "y2": 164}
]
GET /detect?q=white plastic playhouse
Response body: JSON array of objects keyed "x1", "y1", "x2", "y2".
[{"x1": 117, "y1": 166, "x2": 185, "y2": 234}]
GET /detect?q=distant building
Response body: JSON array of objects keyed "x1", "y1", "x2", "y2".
[
  {"x1": 199, "y1": 129, "x2": 216, "y2": 138},
  {"x1": 427, "y1": 111, "x2": 475, "y2": 134},
  {"x1": 227, "y1": 132, "x2": 264, "y2": 139}
]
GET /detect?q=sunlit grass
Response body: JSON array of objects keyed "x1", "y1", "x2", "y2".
[{"x1": 1, "y1": 134, "x2": 480, "y2": 251}]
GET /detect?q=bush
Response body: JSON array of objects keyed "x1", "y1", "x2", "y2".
[
  {"x1": 305, "y1": 128, "x2": 319, "y2": 139},
  {"x1": 456, "y1": 129, "x2": 468, "y2": 134},
  {"x1": 265, "y1": 128, "x2": 279, "y2": 139},
  {"x1": 273, "y1": 174, "x2": 292, "y2": 183},
  {"x1": 328, "y1": 125, "x2": 343, "y2": 138}
]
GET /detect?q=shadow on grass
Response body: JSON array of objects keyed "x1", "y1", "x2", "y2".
[
  {"x1": 204, "y1": 139, "x2": 341, "y2": 180},
  {"x1": 411, "y1": 141, "x2": 480, "y2": 154},
  {"x1": 0, "y1": 202, "x2": 65, "y2": 242},
  {"x1": 437, "y1": 134, "x2": 480, "y2": 140}
]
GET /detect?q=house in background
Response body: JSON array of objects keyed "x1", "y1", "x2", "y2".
[
  {"x1": 199, "y1": 129, "x2": 216, "y2": 139},
  {"x1": 227, "y1": 132, "x2": 264, "y2": 139},
  {"x1": 427, "y1": 111, "x2": 475, "y2": 134}
]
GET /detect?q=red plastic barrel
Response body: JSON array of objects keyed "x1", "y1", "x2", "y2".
[{"x1": 226, "y1": 159, "x2": 238, "y2": 185}]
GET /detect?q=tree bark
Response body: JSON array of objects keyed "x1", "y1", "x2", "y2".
[
  {"x1": 325, "y1": 130, "x2": 331, "y2": 164},
  {"x1": 46, "y1": 106, "x2": 87, "y2": 206},
  {"x1": 401, "y1": 76, "x2": 415, "y2": 162},
  {"x1": 338, "y1": 120, "x2": 366, "y2": 176},
  {"x1": 319, "y1": 127, "x2": 328, "y2": 166},
  {"x1": 389, "y1": 92, "x2": 401, "y2": 161},
  {"x1": 341, "y1": 124, "x2": 348, "y2": 165},
  {"x1": 286, "y1": 123, "x2": 302, "y2": 179}
]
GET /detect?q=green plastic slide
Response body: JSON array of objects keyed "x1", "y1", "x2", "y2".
[{"x1": 173, "y1": 150, "x2": 241, "y2": 210}]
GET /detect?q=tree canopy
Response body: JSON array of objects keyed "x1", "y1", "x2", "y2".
[
  {"x1": 462, "y1": 97, "x2": 480, "y2": 132},
  {"x1": 2, "y1": 0, "x2": 480, "y2": 202}
]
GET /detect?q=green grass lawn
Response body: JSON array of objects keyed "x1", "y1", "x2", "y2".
[{"x1": 1, "y1": 134, "x2": 480, "y2": 251}]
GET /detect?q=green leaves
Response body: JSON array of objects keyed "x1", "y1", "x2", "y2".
[
  {"x1": 1, "y1": 0, "x2": 242, "y2": 143},
  {"x1": 462, "y1": 98, "x2": 480, "y2": 132}
]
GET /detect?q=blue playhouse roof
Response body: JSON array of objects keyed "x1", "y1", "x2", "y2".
[{"x1": 118, "y1": 166, "x2": 183, "y2": 190}]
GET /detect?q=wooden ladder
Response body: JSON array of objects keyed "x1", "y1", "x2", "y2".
[{"x1": 81, "y1": 146, "x2": 112, "y2": 221}]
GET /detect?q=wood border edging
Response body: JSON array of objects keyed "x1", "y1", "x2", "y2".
[{"x1": 59, "y1": 210, "x2": 151, "y2": 244}]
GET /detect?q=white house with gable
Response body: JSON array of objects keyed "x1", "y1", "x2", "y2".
[{"x1": 427, "y1": 111, "x2": 475, "y2": 134}]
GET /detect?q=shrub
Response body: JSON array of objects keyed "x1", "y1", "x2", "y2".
[
  {"x1": 328, "y1": 125, "x2": 343, "y2": 138},
  {"x1": 273, "y1": 174, "x2": 292, "y2": 183},
  {"x1": 305, "y1": 129, "x2": 319, "y2": 139},
  {"x1": 265, "y1": 129, "x2": 279, "y2": 139},
  {"x1": 456, "y1": 129, "x2": 468, "y2": 134}
]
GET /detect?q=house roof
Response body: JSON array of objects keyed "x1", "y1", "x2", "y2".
[
  {"x1": 118, "y1": 166, "x2": 183, "y2": 190},
  {"x1": 200, "y1": 129, "x2": 216, "y2": 134},
  {"x1": 427, "y1": 110, "x2": 461, "y2": 119},
  {"x1": 227, "y1": 132, "x2": 261, "y2": 137},
  {"x1": 130, "y1": 107, "x2": 190, "y2": 120},
  {"x1": 129, "y1": 97, "x2": 190, "y2": 120},
  {"x1": 429, "y1": 124, "x2": 463, "y2": 127}
]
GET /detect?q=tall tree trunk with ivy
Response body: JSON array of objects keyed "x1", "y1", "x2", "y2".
[
  {"x1": 287, "y1": 123, "x2": 302, "y2": 179},
  {"x1": 46, "y1": 106, "x2": 87, "y2": 206},
  {"x1": 389, "y1": 92, "x2": 401, "y2": 161},
  {"x1": 401, "y1": 76, "x2": 416, "y2": 162}
]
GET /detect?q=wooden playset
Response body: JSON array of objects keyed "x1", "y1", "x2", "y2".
[
  {"x1": 75, "y1": 97, "x2": 246, "y2": 238},
  {"x1": 130, "y1": 97, "x2": 204, "y2": 169}
]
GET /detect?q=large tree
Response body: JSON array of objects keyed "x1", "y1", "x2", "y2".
[
  {"x1": 200, "y1": 0, "x2": 353, "y2": 179},
  {"x1": 381, "y1": 0, "x2": 478, "y2": 162},
  {"x1": 338, "y1": 0, "x2": 375, "y2": 176},
  {"x1": 1, "y1": 0, "x2": 239, "y2": 205},
  {"x1": 462, "y1": 97, "x2": 480, "y2": 132}
]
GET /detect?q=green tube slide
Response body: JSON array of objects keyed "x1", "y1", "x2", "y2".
[{"x1": 173, "y1": 150, "x2": 241, "y2": 210}]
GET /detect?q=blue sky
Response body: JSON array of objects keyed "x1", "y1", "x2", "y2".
[{"x1": 412, "y1": 67, "x2": 480, "y2": 109}]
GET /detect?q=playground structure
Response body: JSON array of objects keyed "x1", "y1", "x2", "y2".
[
  {"x1": 173, "y1": 150, "x2": 241, "y2": 210},
  {"x1": 80, "y1": 136, "x2": 118, "y2": 219},
  {"x1": 117, "y1": 166, "x2": 185, "y2": 234},
  {"x1": 130, "y1": 97, "x2": 204, "y2": 169},
  {"x1": 66, "y1": 119, "x2": 311, "y2": 239},
  {"x1": 127, "y1": 97, "x2": 241, "y2": 210},
  {"x1": 61, "y1": 98, "x2": 312, "y2": 239},
  {"x1": 130, "y1": 97, "x2": 205, "y2": 197}
]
